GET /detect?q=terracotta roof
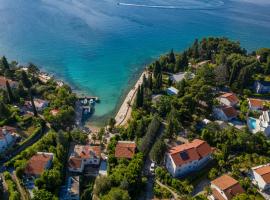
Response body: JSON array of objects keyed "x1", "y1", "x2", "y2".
[
  {"x1": 248, "y1": 98, "x2": 264, "y2": 108},
  {"x1": 24, "y1": 152, "x2": 53, "y2": 176},
  {"x1": 254, "y1": 165, "x2": 270, "y2": 184},
  {"x1": 115, "y1": 141, "x2": 136, "y2": 159},
  {"x1": 212, "y1": 188, "x2": 226, "y2": 200},
  {"x1": 50, "y1": 109, "x2": 60, "y2": 116},
  {"x1": 68, "y1": 157, "x2": 83, "y2": 170},
  {"x1": 211, "y1": 175, "x2": 244, "y2": 200},
  {"x1": 74, "y1": 145, "x2": 101, "y2": 159},
  {"x1": 0, "y1": 76, "x2": 18, "y2": 87},
  {"x1": 222, "y1": 106, "x2": 238, "y2": 118},
  {"x1": 220, "y1": 93, "x2": 239, "y2": 104},
  {"x1": 169, "y1": 139, "x2": 212, "y2": 167},
  {"x1": 0, "y1": 126, "x2": 16, "y2": 139}
]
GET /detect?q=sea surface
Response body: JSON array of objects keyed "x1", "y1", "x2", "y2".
[{"x1": 0, "y1": 0, "x2": 270, "y2": 124}]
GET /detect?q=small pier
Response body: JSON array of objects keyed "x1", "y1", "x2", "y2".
[{"x1": 78, "y1": 96, "x2": 100, "y2": 103}]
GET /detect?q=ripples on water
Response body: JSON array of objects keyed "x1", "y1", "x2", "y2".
[{"x1": 0, "y1": 0, "x2": 270, "y2": 124}]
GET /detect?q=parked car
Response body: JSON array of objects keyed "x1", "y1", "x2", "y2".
[{"x1": 150, "y1": 162, "x2": 155, "y2": 173}]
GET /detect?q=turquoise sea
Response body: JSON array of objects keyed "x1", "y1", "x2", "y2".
[{"x1": 0, "y1": 0, "x2": 270, "y2": 124}]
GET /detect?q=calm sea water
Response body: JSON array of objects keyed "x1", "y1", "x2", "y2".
[{"x1": 0, "y1": 0, "x2": 270, "y2": 124}]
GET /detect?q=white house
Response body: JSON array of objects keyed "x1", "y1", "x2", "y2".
[
  {"x1": 213, "y1": 106, "x2": 238, "y2": 122},
  {"x1": 217, "y1": 93, "x2": 239, "y2": 107},
  {"x1": 68, "y1": 145, "x2": 101, "y2": 173},
  {"x1": 166, "y1": 87, "x2": 179, "y2": 96},
  {"x1": 210, "y1": 174, "x2": 244, "y2": 200},
  {"x1": 0, "y1": 126, "x2": 16, "y2": 153},
  {"x1": 248, "y1": 111, "x2": 270, "y2": 136},
  {"x1": 251, "y1": 164, "x2": 270, "y2": 191},
  {"x1": 254, "y1": 81, "x2": 270, "y2": 94},
  {"x1": 248, "y1": 98, "x2": 265, "y2": 111},
  {"x1": 165, "y1": 139, "x2": 212, "y2": 177}
]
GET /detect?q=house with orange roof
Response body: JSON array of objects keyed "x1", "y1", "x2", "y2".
[
  {"x1": 0, "y1": 76, "x2": 18, "y2": 90},
  {"x1": 115, "y1": 141, "x2": 136, "y2": 159},
  {"x1": 210, "y1": 174, "x2": 245, "y2": 200},
  {"x1": 24, "y1": 152, "x2": 54, "y2": 177},
  {"x1": 217, "y1": 93, "x2": 239, "y2": 107},
  {"x1": 68, "y1": 145, "x2": 101, "y2": 173},
  {"x1": 213, "y1": 106, "x2": 238, "y2": 122},
  {"x1": 248, "y1": 98, "x2": 266, "y2": 111},
  {"x1": 165, "y1": 139, "x2": 212, "y2": 177},
  {"x1": 251, "y1": 164, "x2": 270, "y2": 191}
]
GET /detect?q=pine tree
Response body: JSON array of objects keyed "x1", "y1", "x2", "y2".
[{"x1": 6, "y1": 81, "x2": 14, "y2": 103}]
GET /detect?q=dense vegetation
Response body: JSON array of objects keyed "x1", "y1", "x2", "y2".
[{"x1": 102, "y1": 37, "x2": 270, "y2": 199}]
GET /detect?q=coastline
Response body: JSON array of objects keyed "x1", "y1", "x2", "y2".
[{"x1": 115, "y1": 69, "x2": 148, "y2": 126}]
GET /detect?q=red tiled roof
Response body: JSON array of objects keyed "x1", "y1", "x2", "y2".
[
  {"x1": 248, "y1": 98, "x2": 264, "y2": 108},
  {"x1": 254, "y1": 165, "x2": 270, "y2": 184},
  {"x1": 220, "y1": 93, "x2": 239, "y2": 104},
  {"x1": 24, "y1": 153, "x2": 53, "y2": 176},
  {"x1": 68, "y1": 157, "x2": 83, "y2": 170},
  {"x1": 0, "y1": 126, "x2": 16, "y2": 139},
  {"x1": 0, "y1": 76, "x2": 17, "y2": 87},
  {"x1": 115, "y1": 141, "x2": 136, "y2": 159},
  {"x1": 211, "y1": 175, "x2": 245, "y2": 200},
  {"x1": 222, "y1": 106, "x2": 238, "y2": 118},
  {"x1": 169, "y1": 139, "x2": 212, "y2": 167},
  {"x1": 212, "y1": 188, "x2": 226, "y2": 200},
  {"x1": 50, "y1": 109, "x2": 60, "y2": 116},
  {"x1": 74, "y1": 145, "x2": 101, "y2": 159}
]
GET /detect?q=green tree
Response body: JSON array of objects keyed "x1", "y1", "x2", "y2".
[
  {"x1": 21, "y1": 71, "x2": 37, "y2": 116},
  {"x1": 150, "y1": 139, "x2": 167, "y2": 164},
  {"x1": 168, "y1": 49, "x2": 176, "y2": 64},
  {"x1": 102, "y1": 188, "x2": 131, "y2": 200},
  {"x1": 6, "y1": 80, "x2": 15, "y2": 103},
  {"x1": 33, "y1": 189, "x2": 57, "y2": 200},
  {"x1": 0, "y1": 56, "x2": 9, "y2": 71}
]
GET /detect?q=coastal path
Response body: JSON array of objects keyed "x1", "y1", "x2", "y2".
[{"x1": 115, "y1": 70, "x2": 148, "y2": 126}]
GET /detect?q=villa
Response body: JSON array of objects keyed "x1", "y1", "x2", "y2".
[
  {"x1": 217, "y1": 93, "x2": 239, "y2": 107},
  {"x1": 24, "y1": 152, "x2": 54, "y2": 177},
  {"x1": 0, "y1": 76, "x2": 18, "y2": 90},
  {"x1": 210, "y1": 174, "x2": 245, "y2": 200},
  {"x1": 247, "y1": 111, "x2": 270, "y2": 136},
  {"x1": 248, "y1": 98, "x2": 265, "y2": 111},
  {"x1": 213, "y1": 106, "x2": 238, "y2": 122},
  {"x1": 166, "y1": 87, "x2": 179, "y2": 96},
  {"x1": 165, "y1": 139, "x2": 212, "y2": 177},
  {"x1": 251, "y1": 164, "x2": 270, "y2": 191},
  {"x1": 254, "y1": 80, "x2": 270, "y2": 94},
  {"x1": 115, "y1": 141, "x2": 137, "y2": 159},
  {"x1": 0, "y1": 126, "x2": 16, "y2": 153},
  {"x1": 68, "y1": 145, "x2": 101, "y2": 173}
]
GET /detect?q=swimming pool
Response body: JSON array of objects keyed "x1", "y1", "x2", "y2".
[{"x1": 248, "y1": 117, "x2": 257, "y2": 130}]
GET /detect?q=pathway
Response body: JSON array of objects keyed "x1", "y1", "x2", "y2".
[
  {"x1": 115, "y1": 70, "x2": 148, "y2": 126},
  {"x1": 156, "y1": 180, "x2": 181, "y2": 200}
]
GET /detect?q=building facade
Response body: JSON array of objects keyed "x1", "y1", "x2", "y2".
[{"x1": 165, "y1": 139, "x2": 212, "y2": 177}]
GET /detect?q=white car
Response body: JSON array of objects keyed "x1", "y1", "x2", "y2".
[{"x1": 150, "y1": 162, "x2": 155, "y2": 173}]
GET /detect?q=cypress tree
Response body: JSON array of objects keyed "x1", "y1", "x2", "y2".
[
  {"x1": 148, "y1": 75, "x2": 153, "y2": 90},
  {"x1": 153, "y1": 61, "x2": 161, "y2": 79},
  {"x1": 0, "y1": 56, "x2": 9, "y2": 70},
  {"x1": 6, "y1": 81, "x2": 14, "y2": 103},
  {"x1": 135, "y1": 85, "x2": 141, "y2": 108},
  {"x1": 21, "y1": 71, "x2": 37, "y2": 116},
  {"x1": 169, "y1": 49, "x2": 176, "y2": 63}
]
